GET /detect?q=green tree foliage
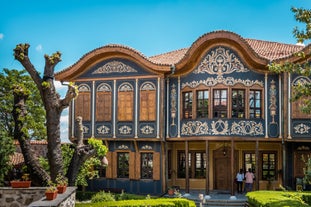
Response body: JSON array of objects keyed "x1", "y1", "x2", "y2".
[
  {"x1": 269, "y1": 6, "x2": 311, "y2": 113},
  {"x1": 0, "y1": 69, "x2": 46, "y2": 140},
  {"x1": 0, "y1": 130, "x2": 14, "y2": 186}
]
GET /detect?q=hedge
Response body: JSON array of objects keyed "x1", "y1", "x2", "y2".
[{"x1": 246, "y1": 191, "x2": 311, "y2": 207}]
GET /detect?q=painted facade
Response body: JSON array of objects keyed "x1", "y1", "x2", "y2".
[{"x1": 55, "y1": 31, "x2": 311, "y2": 195}]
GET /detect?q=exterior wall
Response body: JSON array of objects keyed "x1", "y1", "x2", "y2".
[{"x1": 56, "y1": 32, "x2": 311, "y2": 194}]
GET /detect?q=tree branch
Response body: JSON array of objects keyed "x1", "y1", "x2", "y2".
[
  {"x1": 43, "y1": 52, "x2": 61, "y2": 80},
  {"x1": 59, "y1": 83, "x2": 78, "y2": 110},
  {"x1": 13, "y1": 44, "x2": 43, "y2": 94}
]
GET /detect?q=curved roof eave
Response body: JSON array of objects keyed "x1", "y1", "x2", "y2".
[
  {"x1": 55, "y1": 44, "x2": 170, "y2": 81},
  {"x1": 272, "y1": 43, "x2": 311, "y2": 64},
  {"x1": 173, "y1": 30, "x2": 271, "y2": 75}
]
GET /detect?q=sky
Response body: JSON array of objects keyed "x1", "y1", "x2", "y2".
[{"x1": 1, "y1": 0, "x2": 311, "y2": 142}]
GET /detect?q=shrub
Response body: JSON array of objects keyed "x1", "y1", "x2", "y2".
[{"x1": 91, "y1": 191, "x2": 115, "y2": 203}]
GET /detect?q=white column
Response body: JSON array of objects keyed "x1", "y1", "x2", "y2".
[
  {"x1": 265, "y1": 73, "x2": 268, "y2": 138},
  {"x1": 157, "y1": 77, "x2": 160, "y2": 138},
  {"x1": 288, "y1": 73, "x2": 292, "y2": 139},
  {"x1": 91, "y1": 81, "x2": 95, "y2": 137},
  {"x1": 279, "y1": 74, "x2": 282, "y2": 138},
  {"x1": 166, "y1": 79, "x2": 169, "y2": 138},
  {"x1": 135, "y1": 79, "x2": 138, "y2": 138},
  {"x1": 178, "y1": 77, "x2": 181, "y2": 138},
  {"x1": 113, "y1": 80, "x2": 116, "y2": 138}
]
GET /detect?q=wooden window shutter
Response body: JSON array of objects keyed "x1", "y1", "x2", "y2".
[
  {"x1": 112, "y1": 152, "x2": 117, "y2": 179},
  {"x1": 129, "y1": 152, "x2": 136, "y2": 180},
  {"x1": 136, "y1": 153, "x2": 141, "y2": 180},
  {"x1": 153, "y1": 152, "x2": 160, "y2": 180},
  {"x1": 118, "y1": 91, "x2": 133, "y2": 121},
  {"x1": 96, "y1": 92, "x2": 112, "y2": 121},
  {"x1": 105, "y1": 152, "x2": 112, "y2": 178},
  {"x1": 140, "y1": 91, "x2": 156, "y2": 121},
  {"x1": 75, "y1": 92, "x2": 91, "y2": 121}
]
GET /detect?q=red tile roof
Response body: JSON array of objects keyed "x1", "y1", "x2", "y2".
[
  {"x1": 149, "y1": 39, "x2": 303, "y2": 65},
  {"x1": 10, "y1": 152, "x2": 24, "y2": 166}
]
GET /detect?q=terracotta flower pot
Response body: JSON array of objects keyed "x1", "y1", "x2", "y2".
[
  {"x1": 45, "y1": 191, "x2": 58, "y2": 200},
  {"x1": 10, "y1": 181, "x2": 31, "y2": 188},
  {"x1": 57, "y1": 185, "x2": 67, "y2": 194}
]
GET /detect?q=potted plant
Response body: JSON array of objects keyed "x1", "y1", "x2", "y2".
[
  {"x1": 167, "y1": 186, "x2": 175, "y2": 196},
  {"x1": 45, "y1": 181, "x2": 58, "y2": 200},
  {"x1": 56, "y1": 174, "x2": 68, "y2": 194},
  {"x1": 10, "y1": 173, "x2": 31, "y2": 188}
]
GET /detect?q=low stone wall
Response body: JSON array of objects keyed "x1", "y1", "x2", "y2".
[
  {"x1": 0, "y1": 187, "x2": 46, "y2": 207},
  {"x1": 0, "y1": 186, "x2": 76, "y2": 207}
]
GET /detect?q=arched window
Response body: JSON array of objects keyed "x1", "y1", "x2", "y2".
[
  {"x1": 118, "y1": 83, "x2": 134, "y2": 121},
  {"x1": 140, "y1": 82, "x2": 156, "y2": 121},
  {"x1": 75, "y1": 84, "x2": 91, "y2": 121},
  {"x1": 96, "y1": 83, "x2": 112, "y2": 121}
]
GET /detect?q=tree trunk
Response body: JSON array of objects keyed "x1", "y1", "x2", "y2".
[{"x1": 12, "y1": 86, "x2": 50, "y2": 186}]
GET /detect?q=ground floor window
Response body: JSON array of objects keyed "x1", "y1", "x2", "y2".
[
  {"x1": 141, "y1": 153, "x2": 153, "y2": 179},
  {"x1": 177, "y1": 151, "x2": 206, "y2": 179},
  {"x1": 117, "y1": 152, "x2": 129, "y2": 178},
  {"x1": 244, "y1": 152, "x2": 256, "y2": 173},
  {"x1": 262, "y1": 152, "x2": 276, "y2": 180}
]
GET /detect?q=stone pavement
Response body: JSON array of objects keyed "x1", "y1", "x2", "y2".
[{"x1": 164, "y1": 190, "x2": 248, "y2": 207}]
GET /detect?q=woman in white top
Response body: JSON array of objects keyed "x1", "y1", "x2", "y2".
[{"x1": 236, "y1": 169, "x2": 244, "y2": 193}]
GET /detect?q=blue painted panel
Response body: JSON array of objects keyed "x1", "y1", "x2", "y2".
[
  {"x1": 95, "y1": 122, "x2": 113, "y2": 138},
  {"x1": 116, "y1": 122, "x2": 135, "y2": 137},
  {"x1": 138, "y1": 122, "x2": 157, "y2": 137},
  {"x1": 180, "y1": 119, "x2": 265, "y2": 137},
  {"x1": 79, "y1": 58, "x2": 154, "y2": 78},
  {"x1": 292, "y1": 120, "x2": 311, "y2": 138}
]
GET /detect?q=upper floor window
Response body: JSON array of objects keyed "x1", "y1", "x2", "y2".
[
  {"x1": 75, "y1": 84, "x2": 91, "y2": 121},
  {"x1": 232, "y1": 89, "x2": 245, "y2": 118},
  {"x1": 197, "y1": 90, "x2": 209, "y2": 118},
  {"x1": 96, "y1": 83, "x2": 112, "y2": 122},
  {"x1": 118, "y1": 83, "x2": 134, "y2": 121},
  {"x1": 183, "y1": 92, "x2": 193, "y2": 119},
  {"x1": 249, "y1": 90, "x2": 262, "y2": 118},
  {"x1": 140, "y1": 82, "x2": 156, "y2": 121},
  {"x1": 213, "y1": 89, "x2": 227, "y2": 118},
  {"x1": 141, "y1": 153, "x2": 153, "y2": 179},
  {"x1": 117, "y1": 152, "x2": 129, "y2": 178}
]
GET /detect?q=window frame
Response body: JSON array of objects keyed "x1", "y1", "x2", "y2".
[
  {"x1": 249, "y1": 89, "x2": 262, "y2": 119},
  {"x1": 213, "y1": 89, "x2": 228, "y2": 118},
  {"x1": 117, "y1": 152, "x2": 130, "y2": 178},
  {"x1": 196, "y1": 90, "x2": 209, "y2": 118},
  {"x1": 141, "y1": 152, "x2": 153, "y2": 179},
  {"x1": 182, "y1": 91, "x2": 193, "y2": 119}
]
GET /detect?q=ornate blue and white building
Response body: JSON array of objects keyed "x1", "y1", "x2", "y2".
[{"x1": 55, "y1": 31, "x2": 311, "y2": 195}]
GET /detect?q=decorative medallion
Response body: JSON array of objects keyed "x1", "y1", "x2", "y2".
[
  {"x1": 194, "y1": 47, "x2": 249, "y2": 77},
  {"x1": 231, "y1": 121, "x2": 264, "y2": 136},
  {"x1": 181, "y1": 77, "x2": 263, "y2": 89},
  {"x1": 118, "y1": 125, "x2": 132, "y2": 135},
  {"x1": 294, "y1": 123, "x2": 310, "y2": 134},
  {"x1": 97, "y1": 83, "x2": 112, "y2": 92},
  {"x1": 211, "y1": 119, "x2": 229, "y2": 135},
  {"x1": 82, "y1": 125, "x2": 89, "y2": 133},
  {"x1": 297, "y1": 145, "x2": 310, "y2": 151},
  {"x1": 181, "y1": 121, "x2": 209, "y2": 136},
  {"x1": 78, "y1": 84, "x2": 91, "y2": 92},
  {"x1": 118, "y1": 144, "x2": 129, "y2": 149},
  {"x1": 292, "y1": 76, "x2": 311, "y2": 86},
  {"x1": 140, "y1": 125, "x2": 155, "y2": 135},
  {"x1": 97, "y1": 125, "x2": 110, "y2": 134},
  {"x1": 141, "y1": 82, "x2": 156, "y2": 91},
  {"x1": 92, "y1": 60, "x2": 137, "y2": 74},
  {"x1": 118, "y1": 82, "x2": 133, "y2": 92},
  {"x1": 141, "y1": 145, "x2": 152, "y2": 150}
]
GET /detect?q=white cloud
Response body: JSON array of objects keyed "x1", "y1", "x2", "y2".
[
  {"x1": 60, "y1": 113, "x2": 69, "y2": 143},
  {"x1": 35, "y1": 44, "x2": 42, "y2": 52},
  {"x1": 0, "y1": 33, "x2": 3, "y2": 40}
]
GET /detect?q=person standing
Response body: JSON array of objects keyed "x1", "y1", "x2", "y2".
[
  {"x1": 236, "y1": 169, "x2": 244, "y2": 193},
  {"x1": 245, "y1": 168, "x2": 255, "y2": 192}
]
